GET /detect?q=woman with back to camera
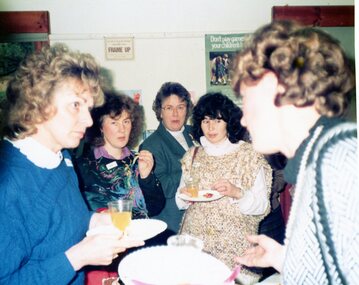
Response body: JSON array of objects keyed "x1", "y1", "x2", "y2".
[
  {"x1": 75, "y1": 90, "x2": 165, "y2": 218},
  {"x1": 0, "y1": 44, "x2": 143, "y2": 284},
  {"x1": 176, "y1": 92, "x2": 272, "y2": 285},
  {"x1": 233, "y1": 21, "x2": 358, "y2": 284}
]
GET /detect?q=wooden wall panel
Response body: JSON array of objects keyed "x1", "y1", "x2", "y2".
[
  {"x1": 272, "y1": 6, "x2": 354, "y2": 27},
  {"x1": 0, "y1": 11, "x2": 50, "y2": 34}
]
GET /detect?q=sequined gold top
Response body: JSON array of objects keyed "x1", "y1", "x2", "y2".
[{"x1": 180, "y1": 142, "x2": 272, "y2": 280}]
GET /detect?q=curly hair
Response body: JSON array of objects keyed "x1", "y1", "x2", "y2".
[
  {"x1": 191, "y1": 92, "x2": 246, "y2": 144},
  {"x1": 152, "y1": 81, "x2": 193, "y2": 121},
  {"x1": 2, "y1": 43, "x2": 104, "y2": 139},
  {"x1": 232, "y1": 21, "x2": 354, "y2": 117},
  {"x1": 86, "y1": 91, "x2": 144, "y2": 149}
]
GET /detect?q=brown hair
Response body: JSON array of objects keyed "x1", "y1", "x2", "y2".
[
  {"x1": 86, "y1": 90, "x2": 145, "y2": 149},
  {"x1": 152, "y1": 81, "x2": 193, "y2": 122},
  {"x1": 3, "y1": 43, "x2": 104, "y2": 139},
  {"x1": 232, "y1": 21, "x2": 354, "y2": 117}
]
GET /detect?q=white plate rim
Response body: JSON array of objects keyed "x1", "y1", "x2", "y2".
[
  {"x1": 178, "y1": 189, "x2": 223, "y2": 202},
  {"x1": 86, "y1": 225, "x2": 121, "y2": 236},
  {"x1": 127, "y1": 218, "x2": 167, "y2": 241},
  {"x1": 118, "y1": 245, "x2": 233, "y2": 285}
]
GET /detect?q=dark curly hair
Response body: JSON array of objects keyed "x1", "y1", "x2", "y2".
[
  {"x1": 86, "y1": 90, "x2": 144, "y2": 149},
  {"x1": 152, "y1": 82, "x2": 193, "y2": 121},
  {"x1": 232, "y1": 21, "x2": 354, "y2": 117},
  {"x1": 191, "y1": 92, "x2": 246, "y2": 144}
]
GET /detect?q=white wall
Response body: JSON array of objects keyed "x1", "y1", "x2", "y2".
[{"x1": 1, "y1": 0, "x2": 354, "y2": 129}]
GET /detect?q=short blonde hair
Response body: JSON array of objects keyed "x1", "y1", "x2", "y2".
[{"x1": 3, "y1": 43, "x2": 104, "y2": 139}]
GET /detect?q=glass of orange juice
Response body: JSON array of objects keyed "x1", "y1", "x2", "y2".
[
  {"x1": 185, "y1": 177, "x2": 200, "y2": 198},
  {"x1": 107, "y1": 199, "x2": 133, "y2": 232}
]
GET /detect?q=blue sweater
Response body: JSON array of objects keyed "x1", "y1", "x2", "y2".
[{"x1": 0, "y1": 140, "x2": 92, "y2": 284}]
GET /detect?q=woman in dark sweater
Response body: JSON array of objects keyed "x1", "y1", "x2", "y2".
[{"x1": 75, "y1": 91, "x2": 165, "y2": 218}]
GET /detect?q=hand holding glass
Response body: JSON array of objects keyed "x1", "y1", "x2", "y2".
[{"x1": 107, "y1": 200, "x2": 132, "y2": 232}]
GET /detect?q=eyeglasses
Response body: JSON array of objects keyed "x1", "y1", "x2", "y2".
[{"x1": 161, "y1": 104, "x2": 187, "y2": 113}]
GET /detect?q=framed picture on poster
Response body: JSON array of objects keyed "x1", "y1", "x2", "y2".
[{"x1": 205, "y1": 33, "x2": 249, "y2": 106}]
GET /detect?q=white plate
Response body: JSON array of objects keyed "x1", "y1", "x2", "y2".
[
  {"x1": 178, "y1": 189, "x2": 223, "y2": 202},
  {"x1": 86, "y1": 225, "x2": 122, "y2": 236},
  {"x1": 118, "y1": 245, "x2": 233, "y2": 285},
  {"x1": 86, "y1": 219, "x2": 166, "y2": 241},
  {"x1": 127, "y1": 219, "x2": 167, "y2": 241}
]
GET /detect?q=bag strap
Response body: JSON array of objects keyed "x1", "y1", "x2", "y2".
[
  {"x1": 191, "y1": 146, "x2": 199, "y2": 166},
  {"x1": 180, "y1": 146, "x2": 199, "y2": 233}
]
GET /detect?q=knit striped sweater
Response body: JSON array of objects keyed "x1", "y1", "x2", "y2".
[{"x1": 283, "y1": 118, "x2": 358, "y2": 284}]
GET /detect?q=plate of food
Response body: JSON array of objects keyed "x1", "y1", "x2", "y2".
[
  {"x1": 178, "y1": 189, "x2": 223, "y2": 202},
  {"x1": 127, "y1": 219, "x2": 167, "y2": 241},
  {"x1": 118, "y1": 245, "x2": 233, "y2": 285}
]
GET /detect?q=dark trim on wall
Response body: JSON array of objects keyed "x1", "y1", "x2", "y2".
[
  {"x1": 272, "y1": 6, "x2": 354, "y2": 27},
  {"x1": 0, "y1": 11, "x2": 50, "y2": 49}
]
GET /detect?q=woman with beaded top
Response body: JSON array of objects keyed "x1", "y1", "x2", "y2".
[{"x1": 176, "y1": 92, "x2": 272, "y2": 285}]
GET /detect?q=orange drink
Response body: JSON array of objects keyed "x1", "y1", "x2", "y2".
[
  {"x1": 111, "y1": 211, "x2": 131, "y2": 231},
  {"x1": 187, "y1": 185, "x2": 199, "y2": 197},
  {"x1": 107, "y1": 199, "x2": 133, "y2": 232},
  {"x1": 185, "y1": 177, "x2": 199, "y2": 198}
]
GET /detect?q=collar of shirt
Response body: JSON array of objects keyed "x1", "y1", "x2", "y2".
[
  {"x1": 166, "y1": 126, "x2": 189, "y2": 150},
  {"x1": 94, "y1": 145, "x2": 131, "y2": 160},
  {"x1": 200, "y1": 136, "x2": 242, "y2": 156},
  {"x1": 166, "y1": 126, "x2": 185, "y2": 136},
  {"x1": 6, "y1": 137, "x2": 63, "y2": 169},
  {"x1": 284, "y1": 116, "x2": 343, "y2": 184}
]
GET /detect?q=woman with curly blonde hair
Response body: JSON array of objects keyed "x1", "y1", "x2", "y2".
[
  {"x1": 0, "y1": 44, "x2": 143, "y2": 284},
  {"x1": 233, "y1": 21, "x2": 357, "y2": 284}
]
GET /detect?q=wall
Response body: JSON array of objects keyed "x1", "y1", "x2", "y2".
[{"x1": 0, "y1": 0, "x2": 355, "y2": 129}]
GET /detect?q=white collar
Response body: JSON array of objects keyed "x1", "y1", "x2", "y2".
[
  {"x1": 7, "y1": 137, "x2": 63, "y2": 169},
  {"x1": 166, "y1": 126, "x2": 185, "y2": 136},
  {"x1": 200, "y1": 136, "x2": 242, "y2": 156}
]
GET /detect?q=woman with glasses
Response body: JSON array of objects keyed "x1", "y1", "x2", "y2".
[{"x1": 140, "y1": 82, "x2": 194, "y2": 237}]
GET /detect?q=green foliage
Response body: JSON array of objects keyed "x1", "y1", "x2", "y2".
[{"x1": 0, "y1": 42, "x2": 35, "y2": 76}]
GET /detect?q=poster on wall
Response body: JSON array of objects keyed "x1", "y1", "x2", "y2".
[
  {"x1": 105, "y1": 37, "x2": 134, "y2": 60},
  {"x1": 205, "y1": 33, "x2": 249, "y2": 105},
  {"x1": 120, "y1": 89, "x2": 142, "y2": 105}
]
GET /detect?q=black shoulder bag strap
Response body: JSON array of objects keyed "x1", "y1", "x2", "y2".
[{"x1": 179, "y1": 146, "x2": 199, "y2": 233}]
